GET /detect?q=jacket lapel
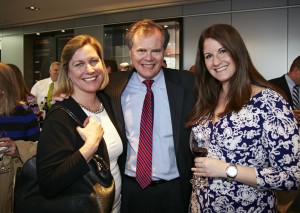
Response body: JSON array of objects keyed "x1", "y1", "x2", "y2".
[
  {"x1": 106, "y1": 71, "x2": 133, "y2": 140},
  {"x1": 97, "y1": 91, "x2": 123, "y2": 140},
  {"x1": 163, "y1": 69, "x2": 184, "y2": 153}
]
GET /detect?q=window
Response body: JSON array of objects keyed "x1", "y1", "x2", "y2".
[{"x1": 103, "y1": 18, "x2": 182, "y2": 70}]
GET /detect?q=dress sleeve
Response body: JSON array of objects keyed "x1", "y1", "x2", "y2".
[{"x1": 256, "y1": 92, "x2": 300, "y2": 190}]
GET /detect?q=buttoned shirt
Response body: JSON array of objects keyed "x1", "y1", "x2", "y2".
[
  {"x1": 31, "y1": 77, "x2": 54, "y2": 104},
  {"x1": 122, "y1": 70, "x2": 179, "y2": 181}
]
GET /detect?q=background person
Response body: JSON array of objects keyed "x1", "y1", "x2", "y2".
[
  {"x1": 31, "y1": 61, "x2": 60, "y2": 105},
  {"x1": 119, "y1": 62, "x2": 129, "y2": 71},
  {"x1": 269, "y1": 56, "x2": 300, "y2": 124},
  {"x1": 36, "y1": 34, "x2": 123, "y2": 212},
  {"x1": 162, "y1": 59, "x2": 167, "y2": 68},
  {"x1": 0, "y1": 63, "x2": 40, "y2": 213},
  {"x1": 105, "y1": 18, "x2": 195, "y2": 213},
  {"x1": 189, "y1": 65, "x2": 196, "y2": 73},
  {"x1": 269, "y1": 56, "x2": 300, "y2": 212},
  {"x1": 187, "y1": 24, "x2": 300, "y2": 212},
  {"x1": 104, "y1": 59, "x2": 119, "y2": 73},
  {"x1": 7, "y1": 63, "x2": 40, "y2": 118}
]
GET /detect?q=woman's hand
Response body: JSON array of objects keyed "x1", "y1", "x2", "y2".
[
  {"x1": 192, "y1": 157, "x2": 227, "y2": 178},
  {"x1": 77, "y1": 117, "x2": 104, "y2": 162},
  {"x1": 192, "y1": 157, "x2": 257, "y2": 187},
  {"x1": 0, "y1": 137, "x2": 20, "y2": 158}
]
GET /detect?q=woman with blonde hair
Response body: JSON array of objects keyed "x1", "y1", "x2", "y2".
[{"x1": 37, "y1": 34, "x2": 123, "y2": 212}]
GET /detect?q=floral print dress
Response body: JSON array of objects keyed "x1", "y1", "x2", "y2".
[{"x1": 190, "y1": 88, "x2": 300, "y2": 213}]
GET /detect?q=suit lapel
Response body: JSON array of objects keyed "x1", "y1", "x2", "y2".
[
  {"x1": 164, "y1": 69, "x2": 184, "y2": 153},
  {"x1": 280, "y1": 75, "x2": 293, "y2": 105},
  {"x1": 97, "y1": 91, "x2": 122, "y2": 138},
  {"x1": 107, "y1": 71, "x2": 133, "y2": 140}
]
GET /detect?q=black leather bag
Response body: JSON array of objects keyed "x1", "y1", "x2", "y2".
[{"x1": 14, "y1": 106, "x2": 115, "y2": 213}]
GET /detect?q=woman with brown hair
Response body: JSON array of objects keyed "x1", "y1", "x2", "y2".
[
  {"x1": 7, "y1": 63, "x2": 40, "y2": 117},
  {"x1": 187, "y1": 24, "x2": 300, "y2": 212},
  {"x1": 0, "y1": 63, "x2": 40, "y2": 212}
]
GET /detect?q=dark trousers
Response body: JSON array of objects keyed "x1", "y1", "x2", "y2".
[{"x1": 121, "y1": 175, "x2": 186, "y2": 213}]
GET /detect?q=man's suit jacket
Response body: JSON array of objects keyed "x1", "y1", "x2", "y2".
[
  {"x1": 269, "y1": 75, "x2": 293, "y2": 107},
  {"x1": 104, "y1": 68, "x2": 196, "y2": 209}
]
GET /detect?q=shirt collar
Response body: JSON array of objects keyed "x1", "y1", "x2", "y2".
[
  {"x1": 285, "y1": 74, "x2": 297, "y2": 87},
  {"x1": 135, "y1": 68, "x2": 164, "y2": 88}
]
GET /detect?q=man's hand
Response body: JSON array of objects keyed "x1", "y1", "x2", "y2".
[{"x1": 50, "y1": 94, "x2": 69, "y2": 105}]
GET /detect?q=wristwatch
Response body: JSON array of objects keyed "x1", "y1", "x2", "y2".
[{"x1": 226, "y1": 163, "x2": 238, "y2": 182}]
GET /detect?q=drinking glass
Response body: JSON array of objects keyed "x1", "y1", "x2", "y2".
[
  {"x1": 190, "y1": 130, "x2": 209, "y2": 188},
  {"x1": 0, "y1": 131, "x2": 11, "y2": 174},
  {"x1": 0, "y1": 131, "x2": 8, "y2": 157}
]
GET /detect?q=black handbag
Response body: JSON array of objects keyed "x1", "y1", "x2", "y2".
[{"x1": 14, "y1": 106, "x2": 115, "y2": 213}]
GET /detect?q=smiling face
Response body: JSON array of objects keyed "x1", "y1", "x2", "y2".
[
  {"x1": 129, "y1": 29, "x2": 164, "y2": 80},
  {"x1": 68, "y1": 44, "x2": 104, "y2": 96},
  {"x1": 203, "y1": 38, "x2": 236, "y2": 88}
]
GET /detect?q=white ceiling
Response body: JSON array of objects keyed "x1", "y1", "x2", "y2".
[{"x1": 0, "y1": 0, "x2": 215, "y2": 29}]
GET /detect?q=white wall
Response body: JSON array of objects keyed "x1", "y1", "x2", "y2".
[
  {"x1": 183, "y1": 14, "x2": 231, "y2": 71},
  {"x1": 1, "y1": 35, "x2": 24, "y2": 73},
  {"x1": 233, "y1": 8, "x2": 287, "y2": 80},
  {"x1": 182, "y1": 0, "x2": 300, "y2": 80}
]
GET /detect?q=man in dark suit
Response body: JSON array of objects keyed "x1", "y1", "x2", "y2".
[
  {"x1": 105, "y1": 19, "x2": 195, "y2": 213},
  {"x1": 269, "y1": 55, "x2": 300, "y2": 213},
  {"x1": 269, "y1": 56, "x2": 300, "y2": 123}
]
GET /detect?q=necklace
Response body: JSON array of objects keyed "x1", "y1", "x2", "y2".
[{"x1": 79, "y1": 103, "x2": 104, "y2": 114}]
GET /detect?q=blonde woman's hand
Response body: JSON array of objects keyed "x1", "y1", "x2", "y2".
[{"x1": 77, "y1": 117, "x2": 104, "y2": 161}]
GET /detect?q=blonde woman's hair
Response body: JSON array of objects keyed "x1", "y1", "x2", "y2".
[
  {"x1": 54, "y1": 34, "x2": 109, "y2": 97},
  {"x1": 0, "y1": 63, "x2": 21, "y2": 115}
]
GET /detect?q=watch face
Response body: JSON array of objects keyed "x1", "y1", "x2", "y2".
[{"x1": 227, "y1": 165, "x2": 237, "y2": 177}]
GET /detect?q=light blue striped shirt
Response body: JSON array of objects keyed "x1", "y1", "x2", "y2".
[{"x1": 122, "y1": 70, "x2": 179, "y2": 181}]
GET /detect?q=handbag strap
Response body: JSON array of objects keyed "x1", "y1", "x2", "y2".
[
  {"x1": 47, "y1": 105, "x2": 83, "y2": 127},
  {"x1": 46, "y1": 104, "x2": 110, "y2": 171}
]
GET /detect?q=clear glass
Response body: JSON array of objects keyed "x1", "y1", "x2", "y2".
[
  {"x1": 189, "y1": 130, "x2": 209, "y2": 188},
  {"x1": 0, "y1": 131, "x2": 10, "y2": 174}
]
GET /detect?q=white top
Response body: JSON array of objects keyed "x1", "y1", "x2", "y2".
[
  {"x1": 30, "y1": 77, "x2": 53, "y2": 104},
  {"x1": 81, "y1": 107, "x2": 123, "y2": 213}
]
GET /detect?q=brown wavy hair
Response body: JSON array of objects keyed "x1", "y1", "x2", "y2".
[
  {"x1": 0, "y1": 63, "x2": 20, "y2": 115},
  {"x1": 187, "y1": 24, "x2": 276, "y2": 126},
  {"x1": 7, "y1": 63, "x2": 33, "y2": 102}
]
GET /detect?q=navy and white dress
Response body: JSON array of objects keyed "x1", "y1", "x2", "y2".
[{"x1": 190, "y1": 88, "x2": 300, "y2": 213}]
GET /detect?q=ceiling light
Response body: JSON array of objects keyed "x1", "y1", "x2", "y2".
[
  {"x1": 26, "y1": 6, "x2": 40, "y2": 11},
  {"x1": 36, "y1": 33, "x2": 40, "y2": 35},
  {"x1": 61, "y1": 30, "x2": 65, "y2": 33}
]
